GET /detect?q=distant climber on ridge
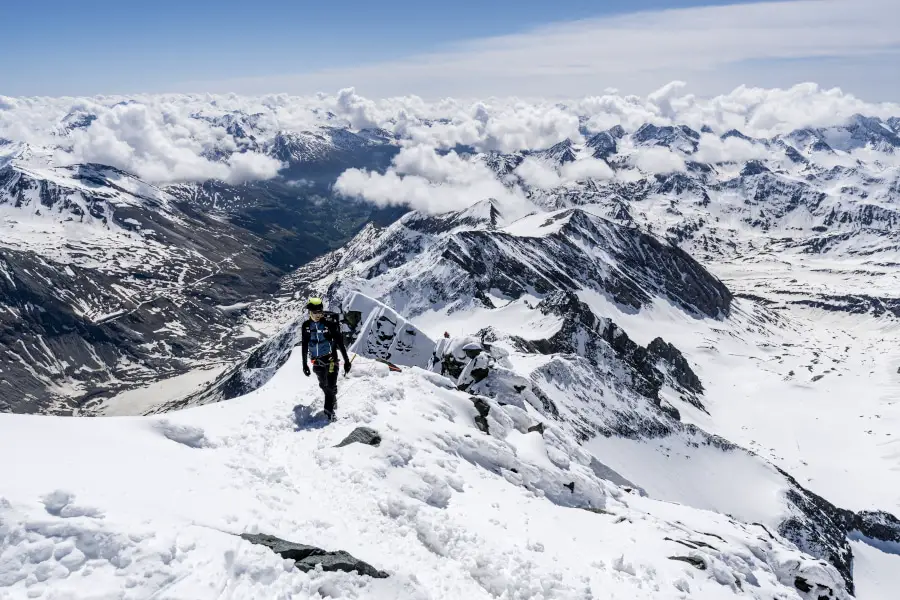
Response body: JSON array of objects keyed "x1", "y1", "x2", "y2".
[{"x1": 301, "y1": 297, "x2": 350, "y2": 422}]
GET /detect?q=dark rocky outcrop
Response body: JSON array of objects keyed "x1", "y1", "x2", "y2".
[
  {"x1": 441, "y1": 209, "x2": 732, "y2": 320},
  {"x1": 241, "y1": 533, "x2": 388, "y2": 578},
  {"x1": 511, "y1": 291, "x2": 704, "y2": 409},
  {"x1": 646, "y1": 338, "x2": 703, "y2": 395},
  {"x1": 668, "y1": 555, "x2": 706, "y2": 570},
  {"x1": 527, "y1": 422, "x2": 545, "y2": 435},
  {"x1": 775, "y1": 467, "x2": 900, "y2": 595},
  {"x1": 791, "y1": 294, "x2": 900, "y2": 319},
  {"x1": 471, "y1": 397, "x2": 491, "y2": 434},
  {"x1": 853, "y1": 510, "x2": 900, "y2": 543},
  {"x1": 586, "y1": 130, "x2": 619, "y2": 160}
]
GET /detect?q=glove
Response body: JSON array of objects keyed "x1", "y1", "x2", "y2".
[
  {"x1": 343, "y1": 360, "x2": 351, "y2": 374},
  {"x1": 303, "y1": 363, "x2": 311, "y2": 377}
]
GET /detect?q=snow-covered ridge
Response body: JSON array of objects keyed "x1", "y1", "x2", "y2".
[
  {"x1": 244, "y1": 194, "x2": 900, "y2": 596},
  {"x1": 274, "y1": 203, "x2": 733, "y2": 326},
  {"x1": 0, "y1": 343, "x2": 856, "y2": 599}
]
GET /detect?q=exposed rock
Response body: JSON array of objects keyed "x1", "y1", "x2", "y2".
[
  {"x1": 852, "y1": 510, "x2": 900, "y2": 543},
  {"x1": 564, "y1": 482, "x2": 575, "y2": 493},
  {"x1": 335, "y1": 427, "x2": 382, "y2": 448},
  {"x1": 241, "y1": 533, "x2": 388, "y2": 578},
  {"x1": 794, "y1": 576, "x2": 813, "y2": 593},
  {"x1": 777, "y1": 467, "x2": 857, "y2": 593},
  {"x1": 647, "y1": 338, "x2": 704, "y2": 395},
  {"x1": 668, "y1": 555, "x2": 706, "y2": 570},
  {"x1": 462, "y1": 342, "x2": 483, "y2": 358},
  {"x1": 527, "y1": 422, "x2": 545, "y2": 435},
  {"x1": 512, "y1": 291, "x2": 705, "y2": 411},
  {"x1": 471, "y1": 397, "x2": 491, "y2": 434}
]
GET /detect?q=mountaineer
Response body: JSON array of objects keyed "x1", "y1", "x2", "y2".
[{"x1": 300, "y1": 297, "x2": 351, "y2": 421}]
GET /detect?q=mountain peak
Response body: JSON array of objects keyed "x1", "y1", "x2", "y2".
[
  {"x1": 721, "y1": 128, "x2": 752, "y2": 142},
  {"x1": 531, "y1": 139, "x2": 577, "y2": 164},
  {"x1": 633, "y1": 124, "x2": 699, "y2": 153},
  {"x1": 586, "y1": 130, "x2": 618, "y2": 160}
]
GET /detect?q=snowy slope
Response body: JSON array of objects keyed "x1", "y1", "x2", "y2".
[
  {"x1": 0, "y1": 351, "x2": 852, "y2": 600},
  {"x1": 247, "y1": 196, "x2": 900, "y2": 595}
]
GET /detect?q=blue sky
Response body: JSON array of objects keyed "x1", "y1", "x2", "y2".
[
  {"x1": 4, "y1": 0, "x2": 899, "y2": 99},
  {"x1": 5, "y1": 0, "x2": 765, "y2": 95}
]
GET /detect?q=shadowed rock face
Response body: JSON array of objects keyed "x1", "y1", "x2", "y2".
[
  {"x1": 439, "y1": 209, "x2": 732, "y2": 320},
  {"x1": 510, "y1": 292, "x2": 704, "y2": 410},
  {"x1": 774, "y1": 466, "x2": 900, "y2": 595}
]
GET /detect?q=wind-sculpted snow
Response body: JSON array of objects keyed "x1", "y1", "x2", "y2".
[{"x1": 0, "y1": 351, "x2": 856, "y2": 599}]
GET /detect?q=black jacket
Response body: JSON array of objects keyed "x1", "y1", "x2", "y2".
[{"x1": 301, "y1": 317, "x2": 349, "y2": 365}]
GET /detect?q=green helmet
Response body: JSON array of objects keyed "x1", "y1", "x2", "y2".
[{"x1": 306, "y1": 297, "x2": 324, "y2": 311}]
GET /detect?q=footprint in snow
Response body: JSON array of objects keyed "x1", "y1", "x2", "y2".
[
  {"x1": 153, "y1": 420, "x2": 213, "y2": 448},
  {"x1": 292, "y1": 404, "x2": 331, "y2": 431},
  {"x1": 41, "y1": 490, "x2": 104, "y2": 519}
]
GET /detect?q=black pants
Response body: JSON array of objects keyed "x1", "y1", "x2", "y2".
[{"x1": 313, "y1": 360, "x2": 339, "y2": 415}]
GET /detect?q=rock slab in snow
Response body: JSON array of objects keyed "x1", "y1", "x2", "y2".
[
  {"x1": 335, "y1": 426, "x2": 382, "y2": 448},
  {"x1": 240, "y1": 533, "x2": 389, "y2": 578}
]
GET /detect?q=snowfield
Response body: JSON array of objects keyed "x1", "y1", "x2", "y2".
[{"x1": 0, "y1": 351, "x2": 854, "y2": 600}]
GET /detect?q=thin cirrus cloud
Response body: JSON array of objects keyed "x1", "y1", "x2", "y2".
[{"x1": 188, "y1": 0, "x2": 900, "y2": 100}]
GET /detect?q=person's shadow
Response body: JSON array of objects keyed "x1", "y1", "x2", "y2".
[{"x1": 292, "y1": 403, "x2": 330, "y2": 431}]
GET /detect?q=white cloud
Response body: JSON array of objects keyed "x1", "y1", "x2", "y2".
[
  {"x1": 391, "y1": 145, "x2": 484, "y2": 182},
  {"x1": 1, "y1": 77, "x2": 899, "y2": 190},
  {"x1": 181, "y1": 0, "x2": 900, "y2": 101},
  {"x1": 514, "y1": 156, "x2": 615, "y2": 190},
  {"x1": 62, "y1": 102, "x2": 283, "y2": 184},
  {"x1": 334, "y1": 146, "x2": 532, "y2": 215},
  {"x1": 693, "y1": 134, "x2": 769, "y2": 164},
  {"x1": 628, "y1": 147, "x2": 687, "y2": 174},
  {"x1": 515, "y1": 157, "x2": 562, "y2": 190},
  {"x1": 561, "y1": 158, "x2": 615, "y2": 182},
  {"x1": 402, "y1": 102, "x2": 583, "y2": 154},
  {"x1": 224, "y1": 151, "x2": 283, "y2": 184}
]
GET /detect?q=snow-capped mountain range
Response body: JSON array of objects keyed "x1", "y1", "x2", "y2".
[{"x1": 1, "y1": 89, "x2": 899, "y2": 597}]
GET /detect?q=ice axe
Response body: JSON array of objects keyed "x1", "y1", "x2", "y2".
[{"x1": 344, "y1": 353, "x2": 357, "y2": 377}]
